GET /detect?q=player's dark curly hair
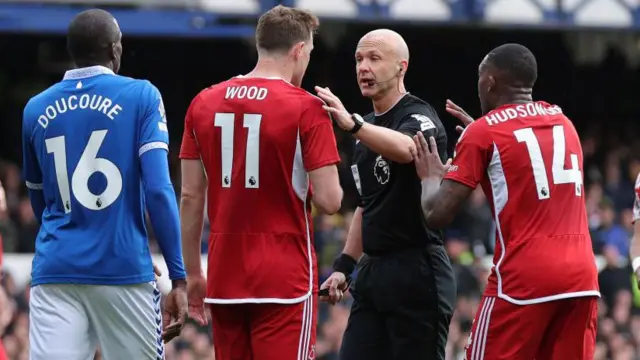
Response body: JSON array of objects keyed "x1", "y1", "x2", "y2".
[
  {"x1": 67, "y1": 9, "x2": 120, "y2": 64},
  {"x1": 486, "y1": 43, "x2": 538, "y2": 88}
]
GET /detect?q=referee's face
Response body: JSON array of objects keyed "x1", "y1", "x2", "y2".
[{"x1": 355, "y1": 39, "x2": 398, "y2": 99}]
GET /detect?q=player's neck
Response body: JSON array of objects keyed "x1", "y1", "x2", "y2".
[
  {"x1": 372, "y1": 88, "x2": 407, "y2": 114},
  {"x1": 496, "y1": 94, "x2": 533, "y2": 108},
  {"x1": 247, "y1": 58, "x2": 293, "y2": 83},
  {"x1": 74, "y1": 57, "x2": 114, "y2": 70}
]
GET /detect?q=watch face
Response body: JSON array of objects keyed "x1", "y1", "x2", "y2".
[{"x1": 353, "y1": 114, "x2": 364, "y2": 124}]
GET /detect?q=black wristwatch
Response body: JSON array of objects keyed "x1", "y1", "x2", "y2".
[{"x1": 349, "y1": 113, "x2": 364, "y2": 134}]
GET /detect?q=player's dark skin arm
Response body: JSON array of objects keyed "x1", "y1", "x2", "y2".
[
  {"x1": 421, "y1": 179, "x2": 474, "y2": 229},
  {"x1": 413, "y1": 132, "x2": 474, "y2": 229}
]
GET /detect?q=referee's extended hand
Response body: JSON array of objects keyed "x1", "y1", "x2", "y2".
[
  {"x1": 319, "y1": 272, "x2": 348, "y2": 305},
  {"x1": 162, "y1": 280, "x2": 188, "y2": 343},
  {"x1": 445, "y1": 99, "x2": 474, "y2": 134},
  {"x1": 412, "y1": 132, "x2": 452, "y2": 181},
  {"x1": 314, "y1": 86, "x2": 354, "y2": 131}
]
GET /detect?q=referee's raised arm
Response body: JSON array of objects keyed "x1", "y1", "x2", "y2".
[{"x1": 316, "y1": 29, "x2": 456, "y2": 360}]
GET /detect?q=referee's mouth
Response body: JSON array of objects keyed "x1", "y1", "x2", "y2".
[{"x1": 359, "y1": 78, "x2": 376, "y2": 89}]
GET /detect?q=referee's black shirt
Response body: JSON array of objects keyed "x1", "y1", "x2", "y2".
[{"x1": 351, "y1": 94, "x2": 448, "y2": 256}]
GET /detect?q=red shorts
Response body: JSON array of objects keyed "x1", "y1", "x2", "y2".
[
  {"x1": 210, "y1": 296, "x2": 317, "y2": 360},
  {"x1": 465, "y1": 296, "x2": 597, "y2": 360}
]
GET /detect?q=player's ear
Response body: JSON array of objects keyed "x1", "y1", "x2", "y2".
[
  {"x1": 291, "y1": 41, "x2": 305, "y2": 60},
  {"x1": 487, "y1": 75, "x2": 496, "y2": 93}
]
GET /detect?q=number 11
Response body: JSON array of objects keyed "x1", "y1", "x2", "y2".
[{"x1": 214, "y1": 113, "x2": 262, "y2": 189}]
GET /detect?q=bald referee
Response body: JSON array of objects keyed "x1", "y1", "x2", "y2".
[{"x1": 315, "y1": 29, "x2": 456, "y2": 360}]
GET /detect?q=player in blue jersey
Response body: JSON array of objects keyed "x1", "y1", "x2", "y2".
[{"x1": 22, "y1": 9, "x2": 187, "y2": 360}]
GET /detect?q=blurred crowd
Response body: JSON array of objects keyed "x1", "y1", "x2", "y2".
[{"x1": 2, "y1": 127, "x2": 640, "y2": 360}]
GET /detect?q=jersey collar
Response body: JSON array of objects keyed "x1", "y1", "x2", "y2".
[{"x1": 63, "y1": 65, "x2": 115, "y2": 81}]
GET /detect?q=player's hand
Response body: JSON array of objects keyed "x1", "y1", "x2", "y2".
[
  {"x1": 445, "y1": 99, "x2": 474, "y2": 134},
  {"x1": 314, "y1": 86, "x2": 354, "y2": 132},
  {"x1": 186, "y1": 274, "x2": 208, "y2": 326},
  {"x1": 319, "y1": 272, "x2": 348, "y2": 305},
  {"x1": 412, "y1": 132, "x2": 452, "y2": 181},
  {"x1": 162, "y1": 280, "x2": 188, "y2": 343}
]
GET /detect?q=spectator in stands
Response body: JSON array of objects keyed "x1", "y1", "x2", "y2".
[{"x1": 595, "y1": 197, "x2": 631, "y2": 257}]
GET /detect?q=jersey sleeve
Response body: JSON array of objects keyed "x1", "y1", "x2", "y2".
[
  {"x1": 397, "y1": 107, "x2": 440, "y2": 138},
  {"x1": 633, "y1": 174, "x2": 640, "y2": 223},
  {"x1": 22, "y1": 103, "x2": 43, "y2": 190},
  {"x1": 443, "y1": 122, "x2": 490, "y2": 189},
  {"x1": 137, "y1": 81, "x2": 169, "y2": 157},
  {"x1": 179, "y1": 94, "x2": 202, "y2": 160},
  {"x1": 300, "y1": 96, "x2": 340, "y2": 171},
  {"x1": 396, "y1": 108, "x2": 448, "y2": 163}
]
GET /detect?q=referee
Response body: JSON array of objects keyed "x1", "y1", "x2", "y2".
[{"x1": 315, "y1": 29, "x2": 456, "y2": 360}]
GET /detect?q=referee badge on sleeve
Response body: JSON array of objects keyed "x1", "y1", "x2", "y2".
[{"x1": 411, "y1": 114, "x2": 435, "y2": 132}]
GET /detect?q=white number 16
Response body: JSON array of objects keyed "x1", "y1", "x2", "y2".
[
  {"x1": 514, "y1": 125, "x2": 582, "y2": 200},
  {"x1": 45, "y1": 130, "x2": 123, "y2": 213}
]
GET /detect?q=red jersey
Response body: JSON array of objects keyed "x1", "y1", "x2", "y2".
[
  {"x1": 444, "y1": 101, "x2": 599, "y2": 305},
  {"x1": 179, "y1": 76, "x2": 340, "y2": 304}
]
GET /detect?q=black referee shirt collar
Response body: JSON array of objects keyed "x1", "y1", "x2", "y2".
[{"x1": 375, "y1": 92, "x2": 410, "y2": 117}]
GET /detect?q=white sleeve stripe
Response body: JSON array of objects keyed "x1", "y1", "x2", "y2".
[
  {"x1": 139, "y1": 141, "x2": 169, "y2": 156},
  {"x1": 25, "y1": 181, "x2": 43, "y2": 190}
]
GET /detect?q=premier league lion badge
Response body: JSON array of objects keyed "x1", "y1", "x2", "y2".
[{"x1": 374, "y1": 155, "x2": 390, "y2": 185}]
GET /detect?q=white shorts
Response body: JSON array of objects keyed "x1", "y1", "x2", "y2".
[{"x1": 29, "y1": 282, "x2": 164, "y2": 360}]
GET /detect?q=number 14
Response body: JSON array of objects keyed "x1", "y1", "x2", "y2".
[{"x1": 514, "y1": 125, "x2": 582, "y2": 200}]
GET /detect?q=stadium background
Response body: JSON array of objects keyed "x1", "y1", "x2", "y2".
[{"x1": 1, "y1": 0, "x2": 640, "y2": 359}]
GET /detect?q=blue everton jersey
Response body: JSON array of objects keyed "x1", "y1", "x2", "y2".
[{"x1": 22, "y1": 66, "x2": 168, "y2": 285}]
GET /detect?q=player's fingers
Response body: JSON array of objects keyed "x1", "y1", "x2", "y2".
[
  {"x1": 446, "y1": 99, "x2": 459, "y2": 109},
  {"x1": 417, "y1": 132, "x2": 430, "y2": 155},
  {"x1": 446, "y1": 108, "x2": 473, "y2": 126},
  {"x1": 162, "y1": 308, "x2": 173, "y2": 330},
  {"x1": 188, "y1": 306, "x2": 205, "y2": 326},
  {"x1": 428, "y1": 137, "x2": 438, "y2": 157},
  {"x1": 412, "y1": 136, "x2": 422, "y2": 158},
  {"x1": 162, "y1": 322, "x2": 183, "y2": 343},
  {"x1": 414, "y1": 132, "x2": 425, "y2": 154},
  {"x1": 445, "y1": 158, "x2": 453, "y2": 167},
  {"x1": 455, "y1": 125, "x2": 465, "y2": 134}
]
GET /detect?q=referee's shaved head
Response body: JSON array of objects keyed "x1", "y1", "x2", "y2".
[
  {"x1": 359, "y1": 29, "x2": 410, "y2": 63},
  {"x1": 67, "y1": 9, "x2": 123, "y2": 72}
]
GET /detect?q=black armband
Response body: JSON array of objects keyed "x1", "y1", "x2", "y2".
[{"x1": 333, "y1": 253, "x2": 357, "y2": 277}]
